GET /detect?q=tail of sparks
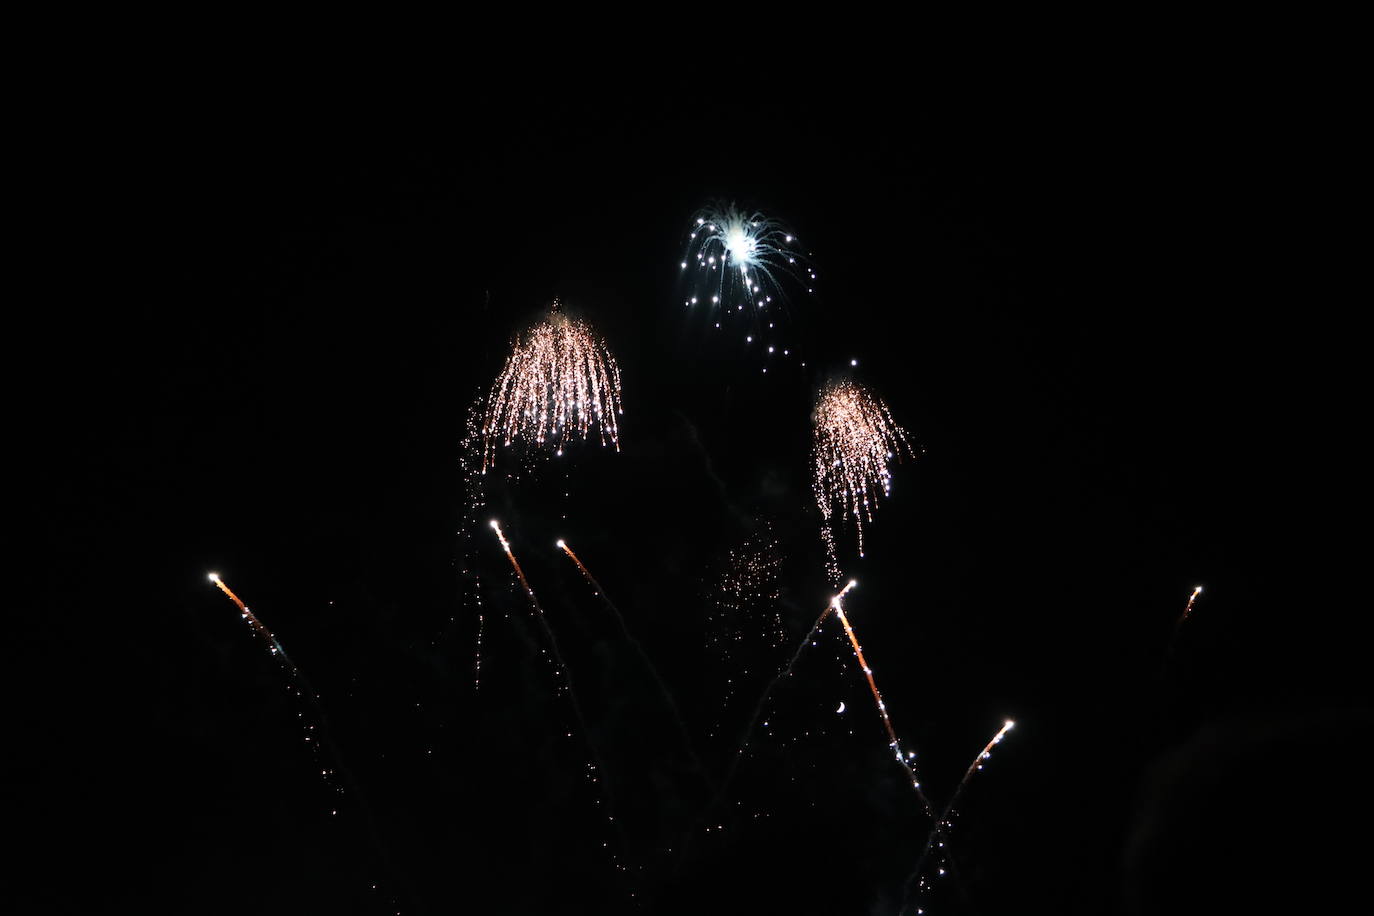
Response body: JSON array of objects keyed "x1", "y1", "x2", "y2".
[
  {"x1": 206, "y1": 572, "x2": 411, "y2": 910},
  {"x1": 827, "y1": 581, "x2": 937, "y2": 821},
  {"x1": 557, "y1": 537, "x2": 711, "y2": 791},
  {"x1": 903, "y1": 720, "x2": 1017, "y2": 914},
  {"x1": 489, "y1": 522, "x2": 628, "y2": 875},
  {"x1": 1163, "y1": 584, "x2": 1205, "y2": 671}
]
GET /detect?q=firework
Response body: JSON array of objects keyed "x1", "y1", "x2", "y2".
[
  {"x1": 904, "y1": 720, "x2": 1016, "y2": 914},
  {"x1": 558, "y1": 538, "x2": 709, "y2": 787},
  {"x1": 482, "y1": 303, "x2": 623, "y2": 471},
  {"x1": 489, "y1": 521, "x2": 627, "y2": 872},
  {"x1": 1163, "y1": 584, "x2": 1205, "y2": 670},
  {"x1": 812, "y1": 378, "x2": 913, "y2": 579},
  {"x1": 707, "y1": 529, "x2": 786, "y2": 738},
  {"x1": 680, "y1": 203, "x2": 811, "y2": 332}
]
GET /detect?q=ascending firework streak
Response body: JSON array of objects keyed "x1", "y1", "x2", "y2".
[
  {"x1": 812, "y1": 379, "x2": 913, "y2": 583},
  {"x1": 1163, "y1": 584, "x2": 1205, "y2": 670},
  {"x1": 209, "y1": 573, "x2": 298, "y2": 675},
  {"x1": 557, "y1": 538, "x2": 710, "y2": 788},
  {"x1": 482, "y1": 303, "x2": 623, "y2": 471},
  {"x1": 207, "y1": 573, "x2": 411, "y2": 911},
  {"x1": 489, "y1": 521, "x2": 627, "y2": 872},
  {"x1": 827, "y1": 582, "x2": 936, "y2": 819},
  {"x1": 902, "y1": 720, "x2": 1016, "y2": 914}
]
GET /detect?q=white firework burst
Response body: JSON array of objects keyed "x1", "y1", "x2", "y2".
[{"x1": 680, "y1": 203, "x2": 813, "y2": 327}]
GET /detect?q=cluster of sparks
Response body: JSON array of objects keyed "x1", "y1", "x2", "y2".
[
  {"x1": 812, "y1": 378, "x2": 913, "y2": 579},
  {"x1": 707, "y1": 529, "x2": 786, "y2": 736},
  {"x1": 680, "y1": 204, "x2": 812, "y2": 359},
  {"x1": 482, "y1": 304, "x2": 623, "y2": 471}
]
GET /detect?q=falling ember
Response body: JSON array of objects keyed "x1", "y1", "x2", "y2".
[
  {"x1": 1182, "y1": 585, "x2": 1203, "y2": 621},
  {"x1": 482, "y1": 302, "x2": 623, "y2": 471},
  {"x1": 812, "y1": 379, "x2": 913, "y2": 579},
  {"x1": 209, "y1": 573, "x2": 295, "y2": 672}
]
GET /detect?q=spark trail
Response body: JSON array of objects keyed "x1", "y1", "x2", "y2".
[
  {"x1": 207, "y1": 573, "x2": 411, "y2": 913},
  {"x1": 1163, "y1": 584, "x2": 1205, "y2": 671},
  {"x1": 557, "y1": 538, "x2": 710, "y2": 789},
  {"x1": 903, "y1": 720, "x2": 1016, "y2": 915},
  {"x1": 489, "y1": 522, "x2": 628, "y2": 876}
]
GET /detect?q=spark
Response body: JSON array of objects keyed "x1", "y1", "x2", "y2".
[
  {"x1": 904, "y1": 720, "x2": 1017, "y2": 914},
  {"x1": 681, "y1": 203, "x2": 809, "y2": 326},
  {"x1": 482, "y1": 302, "x2": 623, "y2": 471},
  {"x1": 812, "y1": 378, "x2": 913, "y2": 580}
]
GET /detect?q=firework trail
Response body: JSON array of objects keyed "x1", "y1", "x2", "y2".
[
  {"x1": 207, "y1": 573, "x2": 411, "y2": 912},
  {"x1": 459, "y1": 395, "x2": 488, "y2": 689},
  {"x1": 710, "y1": 595, "x2": 837, "y2": 814},
  {"x1": 1163, "y1": 584, "x2": 1205, "y2": 671},
  {"x1": 902, "y1": 720, "x2": 1016, "y2": 915},
  {"x1": 489, "y1": 521, "x2": 628, "y2": 873},
  {"x1": 557, "y1": 538, "x2": 709, "y2": 785},
  {"x1": 812, "y1": 378, "x2": 913, "y2": 583},
  {"x1": 482, "y1": 302, "x2": 623, "y2": 471}
]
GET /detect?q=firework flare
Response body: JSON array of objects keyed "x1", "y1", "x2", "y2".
[
  {"x1": 482, "y1": 302, "x2": 623, "y2": 471},
  {"x1": 707, "y1": 528, "x2": 786, "y2": 738},
  {"x1": 812, "y1": 378, "x2": 913, "y2": 580},
  {"x1": 904, "y1": 720, "x2": 1016, "y2": 914},
  {"x1": 680, "y1": 203, "x2": 812, "y2": 344}
]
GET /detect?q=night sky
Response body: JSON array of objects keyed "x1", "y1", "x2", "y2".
[{"x1": 24, "y1": 63, "x2": 1369, "y2": 914}]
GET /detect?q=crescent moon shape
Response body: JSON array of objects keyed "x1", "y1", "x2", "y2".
[{"x1": 837, "y1": 701, "x2": 846, "y2": 714}]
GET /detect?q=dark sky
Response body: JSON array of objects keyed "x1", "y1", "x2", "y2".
[{"x1": 22, "y1": 61, "x2": 1368, "y2": 915}]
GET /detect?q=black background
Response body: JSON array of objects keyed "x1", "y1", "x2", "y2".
[{"x1": 20, "y1": 57, "x2": 1369, "y2": 914}]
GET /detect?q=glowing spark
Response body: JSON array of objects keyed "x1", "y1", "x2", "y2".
[
  {"x1": 813, "y1": 378, "x2": 913, "y2": 579},
  {"x1": 904, "y1": 720, "x2": 1018, "y2": 913},
  {"x1": 681, "y1": 203, "x2": 808, "y2": 324},
  {"x1": 482, "y1": 302, "x2": 623, "y2": 471},
  {"x1": 836, "y1": 701, "x2": 846, "y2": 714}
]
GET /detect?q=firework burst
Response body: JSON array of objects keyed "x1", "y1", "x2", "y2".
[
  {"x1": 812, "y1": 378, "x2": 913, "y2": 578},
  {"x1": 482, "y1": 303, "x2": 623, "y2": 471},
  {"x1": 680, "y1": 203, "x2": 812, "y2": 340}
]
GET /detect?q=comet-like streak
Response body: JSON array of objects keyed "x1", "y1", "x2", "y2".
[
  {"x1": 1163, "y1": 584, "x2": 1205, "y2": 672},
  {"x1": 207, "y1": 573, "x2": 414, "y2": 911},
  {"x1": 490, "y1": 522, "x2": 628, "y2": 875},
  {"x1": 557, "y1": 539, "x2": 712, "y2": 791},
  {"x1": 902, "y1": 720, "x2": 1016, "y2": 914}
]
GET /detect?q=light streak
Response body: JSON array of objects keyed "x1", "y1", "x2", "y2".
[
  {"x1": 812, "y1": 378, "x2": 913, "y2": 581},
  {"x1": 482, "y1": 302, "x2": 623, "y2": 471},
  {"x1": 489, "y1": 521, "x2": 627, "y2": 872},
  {"x1": 903, "y1": 720, "x2": 1017, "y2": 914},
  {"x1": 557, "y1": 537, "x2": 710, "y2": 789}
]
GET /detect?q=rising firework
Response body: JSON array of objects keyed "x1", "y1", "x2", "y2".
[
  {"x1": 903, "y1": 720, "x2": 1016, "y2": 914},
  {"x1": 482, "y1": 302, "x2": 623, "y2": 471},
  {"x1": 812, "y1": 378, "x2": 913, "y2": 579},
  {"x1": 680, "y1": 203, "x2": 812, "y2": 345}
]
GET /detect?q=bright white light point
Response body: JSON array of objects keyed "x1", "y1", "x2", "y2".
[
  {"x1": 747, "y1": 336, "x2": 753, "y2": 342},
  {"x1": 680, "y1": 261, "x2": 687, "y2": 269},
  {"x1": 1005, "y1": 720, "x2": 1015, "y2": 728},
  {"x1": 848, "y1": 580, "x2": 857, "y2": 589},
  {"x1": 851, "y1": 359, "x2": 858, "y2": 366},
  {"x1": 556, "y1": 540, "x2": 566, "y2": 549},
  {"x1": 837, "y1": 701, "x2": 846, "y2": 713},
  {"x1": 208, "y1": 573, "x2": 220, "y2": 582},
  {"x1": 488, "y1": 520, "x2": 499, "y2": 530},
  {"x1": 768, "y1": 346, "x2": 774, "y2": 353}
]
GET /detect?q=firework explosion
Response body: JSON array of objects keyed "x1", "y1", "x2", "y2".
[
  {"x1": 680, "y1": 204, "x2": 812, "y2": 342},
  {"x1": 706, "y1": 528, "x2": 786, "y2": 738},
  {"x1": 482, "y1": 303, "x2": 624, "y2": 471},
  {"x1": 812, "y1": 378, "x2": 913, "y2": 578}
]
